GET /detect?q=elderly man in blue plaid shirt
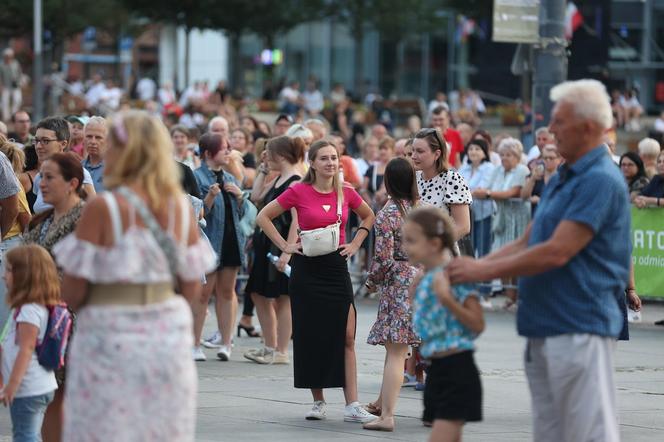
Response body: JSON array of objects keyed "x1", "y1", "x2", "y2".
[{"x1": 449, "y1": 79, "x2": 629, "y2": 442}]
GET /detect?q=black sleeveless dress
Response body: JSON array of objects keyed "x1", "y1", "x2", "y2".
[{"x1": 244, "y1": 175, "x2": 300, "y2": 298}]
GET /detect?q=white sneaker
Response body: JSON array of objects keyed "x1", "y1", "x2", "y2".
[
  {"x1": 217, "y1": 345, "x2": 231, "y2": 361},
  {"x1": 479, "y1": 297, "x2": 493, "y2": 310},
  {"x1": 192, "y1": 346, "x2": 207, "y2": 362},
  {"x1": 305, "y1": 401, "x2": 327, "y2": 420},
  {"x1": 344, "y1": 402, "x2": 377, "y2": 423},
  {"x1": 244, "y1": 347, "x2": 267, "y2": 363},
  {"x1": 272, "y1": 351, "x2": 290, "y2": 365},
  {"x1": 202, "y1": 330, "x2": 222, "y2": 349},
  {"x1": 402, "y1": 373, "x2": 417, "y2": 388},
  {"x1": 253, "y1": 348, "x2": 275, "y2": 364}
]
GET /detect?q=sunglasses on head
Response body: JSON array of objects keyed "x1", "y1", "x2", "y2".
[{"x1": 416, "y1": 128, "x2": 445, "y2": 151}]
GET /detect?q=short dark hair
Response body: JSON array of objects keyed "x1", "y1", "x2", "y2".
[
  {"x1": 431, "y1": 106, "x2": 449, "y2": 117},
  {"x1": 464, "y1": 138, "x2": 490, "y2": 163},
  {"x1": 199, "y1": 132, "x2": 225, "y2": 159},
  {"x1": 11, "y1": 110, "x2": 30, "y2": 123},
  {"x1": 36, "y1": 116, "x2": 70, "y2": 142},
  {"x1": 275, "y1": 114, "x2": 293, "y2": 125}
]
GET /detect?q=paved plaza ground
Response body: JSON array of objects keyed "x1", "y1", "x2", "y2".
[{"x1": 1, "y1": 298, "x2": 663, "y2": 441}]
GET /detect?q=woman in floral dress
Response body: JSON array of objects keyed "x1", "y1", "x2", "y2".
[
  {"x1": 54, "y1": 111, "x2": 216, "y2": 442},
  {"x1": 364, "y1": 158, "x2": 420, "y2": 432}
]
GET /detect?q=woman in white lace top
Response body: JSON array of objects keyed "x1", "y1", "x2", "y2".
[{"x1": 53, "y1": 110, "x2": 216, "y2": 442}]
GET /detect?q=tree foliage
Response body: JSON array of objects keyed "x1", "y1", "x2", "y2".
[
  {"x1": 0, "y1": 0, "x2": 128, "y2": 41},
  {"x1": 442, "y1": 0, "x2": 492, "y2": 18}
]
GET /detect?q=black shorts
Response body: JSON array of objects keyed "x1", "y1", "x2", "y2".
[{"x1": 423, "y1": 350, "x2": 482, "y2": 423}]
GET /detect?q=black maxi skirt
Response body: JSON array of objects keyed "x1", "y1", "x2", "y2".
[{"x1": 289, "y1": 250, "x2": 355, "y2": 389}]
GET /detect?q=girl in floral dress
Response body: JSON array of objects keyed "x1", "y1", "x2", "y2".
[{"x1": 364, "y1": 158, "x2": 420, "y2": 432}]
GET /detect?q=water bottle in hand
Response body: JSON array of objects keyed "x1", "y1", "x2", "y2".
[{"x1": 267, "y1": 253, "x2": 291, "y2": 277}]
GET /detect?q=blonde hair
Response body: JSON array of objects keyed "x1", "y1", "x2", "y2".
[
  {"x1": 0, "y1": 133, "x2": 25, "y2": 174},
  {"x1": 302, "y1": 139, "x2": 344, "y2": 203},
  {"x1": 497, "y1": 137, "x2": 524, "y2": 157},
  {"x1": 5, "y1": 245, "x2": 61, "y2": 308},
  {"x1": 105, "y1": 110, "x2": 181, "y2": 209},
  {"x1": 638, "y1": 138, "x2": 661, "y2": 159},
  {"x1": 414, "y1": 128, "x2": 450, "y2": 173}
]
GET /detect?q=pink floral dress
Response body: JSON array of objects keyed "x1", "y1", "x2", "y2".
[
  {"x1": 366, "y1": 199, "x2": 420, "y2": 345},
  {"x1": 53, "y1": 192, "x2": 217, "y2": 442}
]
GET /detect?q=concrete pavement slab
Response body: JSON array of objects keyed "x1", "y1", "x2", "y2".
[{"x1": 1, "y1": 298, "x2": 663, "y2": 441}]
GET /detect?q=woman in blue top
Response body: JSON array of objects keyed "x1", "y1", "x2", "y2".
[
  {"x1": 193, "y1": 133, "x2": 248, "y2": 362},
  {"x1": 403, "y1": 206, "x2": 485, "y2": 441},
  {"x1": 459, "y1": 138, "x2": 495, "y2": 258}
]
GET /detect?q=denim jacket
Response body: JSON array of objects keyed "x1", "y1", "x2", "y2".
[{"x1": 194, "y1": 163, "x2": 247, "y2": 268}]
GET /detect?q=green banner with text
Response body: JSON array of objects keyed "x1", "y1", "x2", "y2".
[{"x1": 631, "y1": 207, "x2": 664, "y2": 299}]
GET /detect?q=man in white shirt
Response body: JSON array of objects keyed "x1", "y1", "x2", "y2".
[
  {"x1": 302, "y1": 80, "x2": 324, "y2": 116},
  {"x1": 526, "y1": 127, "x2": 555, "y2": 163},
  {"x1": 278, "y1": 81, "x2": 301, "y2": 115},
  {"x1": 32, "y1": 117, "x2": 96, "y2": 214},
  {"x1": 428, "y1": 91, "x2": 450, "y2": 115},
  {"x1": 85, "y1": 74, "x2": 107, "y2": 110},
  {"x1": 136, "y1": 76, "x2": 156, "y2": 101},
  {"x1": 98, "y1": 80, "x2": 123, "y2": 114},
  {"x1": 654, "y1": 110, "x2": 664, "y2": 134},
  {"x1": 158, "y1": 81, "x2": 177, "y2": 107}
]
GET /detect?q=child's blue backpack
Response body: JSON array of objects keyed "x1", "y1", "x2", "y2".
[{"x1": 35, "y1": 304, "x2": 73, "y2": 371}]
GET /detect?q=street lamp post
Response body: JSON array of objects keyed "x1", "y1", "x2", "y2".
[
  {"x1": 532, "y1": 0, "x2": 566, "y2": 129},
  {"x1": 33, "y1": 0, "x2": 44, "y2": 120}
]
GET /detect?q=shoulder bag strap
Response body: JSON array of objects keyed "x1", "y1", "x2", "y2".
[
  {"x1": 102, "y1": 192, "x2": 123, "y2": 245},
  {"x1": 336, "y1": 189, "x2": 342, "y2": 224},
  {"x1": 0, "y1": 309, "x2": 14, "y2": 344},
  {"x1": 116, "y1": 187, "x2": 179, "y2": 279}
]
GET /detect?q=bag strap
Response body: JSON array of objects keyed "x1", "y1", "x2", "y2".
[
  {"x1": 336, "y1": 189, "x2": 342, "y2": 223},
  {"x1": 102, "y1": 192, "x2": 123, "y2": 245},
  {"x1": 0, "y1": 309, "x2": 14, "y2": 344},
  {"x1": 116, "y1": 187, "x2": 179, "y2": 279}
]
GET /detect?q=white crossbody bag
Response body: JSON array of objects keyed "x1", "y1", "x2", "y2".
[{"x1": 299, "y1": 191, "x2": 342, "y2": 257}]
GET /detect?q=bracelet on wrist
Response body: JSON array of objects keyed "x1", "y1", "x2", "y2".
[{"x1": 356, "y1": 226, "x2": 371, "y2": 236}]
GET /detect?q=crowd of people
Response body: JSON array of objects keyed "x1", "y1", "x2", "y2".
[{"x1": 0, "y1": 76, "x2": 662, "y2": 442}]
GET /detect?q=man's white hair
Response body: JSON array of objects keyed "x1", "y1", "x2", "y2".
[
  {"x1": 535, "y1": 127, "x2": 551, "y2": 137},
  {"x1": 497, "y1": 137, "x2": 524, "y2": 157},
  {"x1": 550, "y1": 79, "x2": 613, "y2": 129},
  {"x1": 637, "y1": 137, "x2": 661, "y2": 158},
  {"x1": 208, "y1": 116, "x2": 229, "y2": 131},
  {"x1": 304, "y1": 118, "x2": 326, "y2": 129},
  {"x1": 286, "y1": 123, "x2": 313, "y2": 139},
  {"x1": 85, "y1": 116, "x2": 107, "y2": 131}
]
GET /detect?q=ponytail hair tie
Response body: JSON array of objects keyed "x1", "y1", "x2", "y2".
[{"x1": 113, "y1": 117, "x2": 128, "y2": 145}]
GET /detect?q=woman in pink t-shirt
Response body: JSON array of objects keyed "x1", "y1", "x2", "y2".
[{"x1": 256, "y1": 139, "x2": 376, "y2": 423}]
